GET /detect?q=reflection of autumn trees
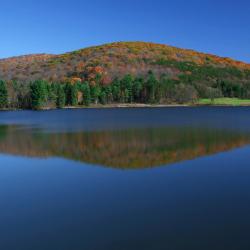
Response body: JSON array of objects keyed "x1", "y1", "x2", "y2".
[{"x1": 0, "y1": 125, "x2": 250, "y2": 169}]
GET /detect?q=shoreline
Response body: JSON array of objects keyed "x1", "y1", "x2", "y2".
[{"x1": 1, "y1": 102, "x2": 250, "y2": 111}]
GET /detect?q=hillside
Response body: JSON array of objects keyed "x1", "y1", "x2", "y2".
[
  {"x1": 1, "y1": 41, "x2": 250, "y2": 83},
  {"x1": 1, "y1": 42, "x2": 250, "y2": 109}
]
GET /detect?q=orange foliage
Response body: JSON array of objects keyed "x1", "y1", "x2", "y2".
[{"x1": 1, "y1": 41, "x2": 250, "y2": 84}]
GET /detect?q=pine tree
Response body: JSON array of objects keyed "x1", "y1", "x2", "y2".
[
  {"x1": 146, "y1": 71, "x2": 158, "y2": 103},
  {"x1": 56, "y1": 84, "x2": 66, "y2": 108},
  {"x1": 132, "y1": 77, "x2": 143, "y2": 102},
  {"x1": 0, "y1": 80, "x2": 8, "y2": 108},
  {"x1": 82, "y1": 83, "x2": 91, "y2": 106},
  {"x1": 90, "y1": 84, "x2": 101, "y2": 104},
  {"x1": 111, "y1": 79, "x2": 121, "y2": 102},
  {"x1": 99, "y1": 87, "x2": 107, "y2": 105},
  {"x1": 64, "y1": 83, "x2": 78, "y2": 106},
  {"x1": 30, "y1": 80, "x2": 46, "y2": 109},
  {"x1": 64, "y1": 83, "x2": 72, "y2": 105},
  {"x1": 120, "y1": 74, "x2": 133, "y2": 103},
  {"x1": 48, "y1": 83, "x2": 57, "y2": 104},
  {"x1": 71, "y1": 84, "x2": 78, "y2": 106}
]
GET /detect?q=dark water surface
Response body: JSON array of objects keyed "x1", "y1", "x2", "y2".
[{"x1": 1, "y1": 107, "x2": 250, "y2": 250}]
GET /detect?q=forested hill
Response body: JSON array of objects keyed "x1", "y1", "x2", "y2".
[
  {"x1": 1, "y1": 42, "x2": 250, "y2": 83},
  {"x1": 1, "y1": 42, "x2": 250, "y2": 109}
]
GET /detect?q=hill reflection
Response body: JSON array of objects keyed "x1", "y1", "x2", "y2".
[{"x1": 0, "y1": 125, "x2": 249, "y2": 169}]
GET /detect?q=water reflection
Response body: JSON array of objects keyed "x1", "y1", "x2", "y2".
[{"x1": 0, "y1": 125, "x2": 249, "y2": 168}]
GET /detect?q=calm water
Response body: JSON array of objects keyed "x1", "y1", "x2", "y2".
[{"x1": 1, "y1": 107, "x2": 250, "y2": 250}]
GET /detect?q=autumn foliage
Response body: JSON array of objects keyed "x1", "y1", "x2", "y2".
[
  {"x1": 1, "y1": 42, "x2": 250, "y2": 109},
  {"x1": 1, "y1": 41, "x2": 250, "y2": 84}
]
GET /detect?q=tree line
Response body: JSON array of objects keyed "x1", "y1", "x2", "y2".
[{"x1": 0, "y1": 71, "x2": 250, "y2": 110}]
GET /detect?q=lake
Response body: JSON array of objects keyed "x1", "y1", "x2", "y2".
[{"x1": 1, "y1": 107, "x2": 250, "y2": 250}]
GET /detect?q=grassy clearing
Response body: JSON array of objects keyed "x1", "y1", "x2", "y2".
[{"x1": 197, "y1": 98, "x2": 250, "y2": 106}]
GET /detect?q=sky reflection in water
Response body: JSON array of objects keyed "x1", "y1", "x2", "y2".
[{"x1": 0, "y1": 107, "x2": 250, "y2": 250}]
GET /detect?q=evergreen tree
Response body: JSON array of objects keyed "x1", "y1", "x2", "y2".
[
  {"x1": 30, "y1": 80, "x2": 47, "y2": 109},
  {"x1": 120, "y1": 74, "x2": 133, "y2": 103},
  {"x1": 71, "y1": 84, "x2": 78, "y2": 106},
  {"x1": 0, "y1": 80, "x2": 8, "y2": 108},
  {"x1": 64, "y1": 83, "x2": 78, "y2": 106},
  {"x1": 104, "y1": 85, "x2": 112, "y2": 103},
  {"x1": 81, "y1": 83, "x2": 91, "y2": 106},
  {"x1": 56, "y1": 84, "x2": 66, "y2": 108},
  {"x1": 99, "y1": 89, "x2": 107, "y2": 105},
  {"x1": 90, "y1": 84, "x2": 101, "y2": 104},
  {"x1": 48, "y1": 83, "x2": 57, "y2": 104},
  {"x1": 111, "y1": 79, "x2": 121, "y2": 102},
  {"x1": 132, "y1": 77, "x2": 143, "y2": 102},
  {"x1": 146, "y1": 71, "x2": 158, "y2": 103},
  {"x1": 64, "y1": 83, "x2": 72, "y2": 105}
]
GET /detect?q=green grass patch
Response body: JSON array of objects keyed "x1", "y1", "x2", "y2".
[{"x1": 197, "y1": 98, "x2": 250, "y2": 106}]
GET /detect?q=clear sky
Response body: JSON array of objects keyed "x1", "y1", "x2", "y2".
[{"x1": 1, "y1": 0, "x2": 250, "y2": 62}]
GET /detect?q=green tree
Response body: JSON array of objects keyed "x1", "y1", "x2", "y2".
[
  {"x1": 81, "y1": 82, "x2": 91, "y2": 106},
  {"x1": 160, "y1": 77, "x2": 176, "y2": 102},
  {"x1": 146, "y1": 71, "x2": 158, "y2": 103},
  {"x1": 99, "y1": 89, "x2": 107, "y2": 104},
  {"x1": 104, "y1": 85, "x2": 112, "y2": 103},
  {"x1": 0, "y1": 80, "x2": 8, "y2": 108},
  {"x1": 56, "y1": 84, "x2": 66, "y2": 108},
  {"x1": 71, "y1": 84, "x2": 78, "y2": 106},
  {"x1": 111, "y1": 79, "x2": 121, "y2": 102},
  {"x1": 48, "y1": 83, "x2": 58, "y2": 104},
  {"x1": 30, "y1": 80, "x2": 47, "y2": 109},
  {"x1": 64, "y1": 83, "x2": 78, "y2": 106},
  {"x1": 120, "y1": 74, "x2": 133, "y2": 103},
  {"x1": 132, "y1": 77, "x2": 143, "y2": 102},
  {"x1": 90, "y1": 84, "x2": 101, "y2": 104}
]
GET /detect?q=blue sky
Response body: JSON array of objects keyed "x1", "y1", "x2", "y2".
[{"x1": 1, "y1": 0, "x2": 250, "y2": 62}]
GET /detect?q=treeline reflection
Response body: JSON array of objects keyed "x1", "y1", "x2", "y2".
[{"x1": 0, "y1": 125, "x2": 249, "y2": 169}]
